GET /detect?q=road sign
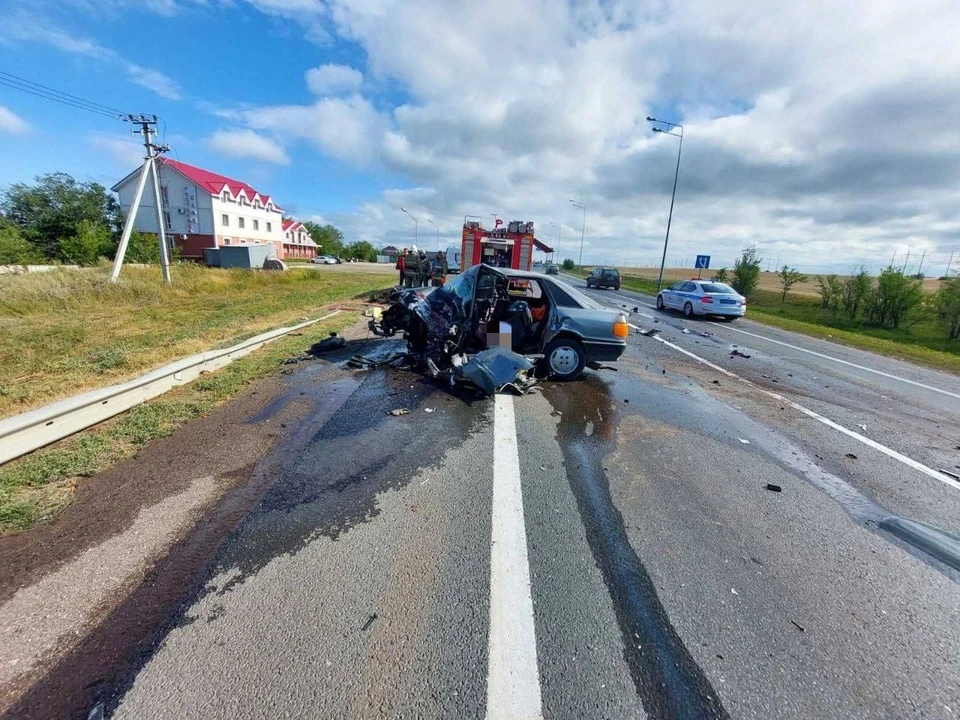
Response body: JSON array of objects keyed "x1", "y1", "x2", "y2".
[{"x1": 695, "y1": 255, "x2": 711, "y2": 269}]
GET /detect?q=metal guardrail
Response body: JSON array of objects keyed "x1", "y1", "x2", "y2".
[{"x1": 0, "y1": 310, "x2": 342, "y2": 465}]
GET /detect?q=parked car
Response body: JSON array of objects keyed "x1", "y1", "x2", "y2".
[
  {"x1": 370, "y1": 264, "x2": 628, "y2": 380},
  {"x1": 585, "y1": 267, "x2": 621, "y2": 290},
  {"x1": 656, "y1": 280, "x2": 746, "y2": 320},
  {"x1": 445, "y1": 246, "x2": 461, "y2": 274},
  {"x1": 311, "y1": 255, "x2": 340, "y2": 264},
  {"x1": 545, "y1": 264, "x2": 560, "y2": 275}
]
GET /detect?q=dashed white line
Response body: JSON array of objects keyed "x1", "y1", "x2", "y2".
[
  {"x1": 625, "y1": 321, "x2": 960, "y2": 492},
  {"x1": 487, "y1": 394, "x2": 543, "y2": 719}
]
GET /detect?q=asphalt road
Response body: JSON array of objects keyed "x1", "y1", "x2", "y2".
[{"x1": 11, "y1": 277, "x2": 960, "y2": 719}]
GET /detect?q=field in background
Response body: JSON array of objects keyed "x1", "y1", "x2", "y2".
[
  {"x1": 572, "y1": 267, "x2": 960, "y2": 374},
  {"x1": 604, "y1": 266, "x2": 945, "y2": 297},
  {"x1": 0, "y1": 264, "x2": 392, "y2": 419}
]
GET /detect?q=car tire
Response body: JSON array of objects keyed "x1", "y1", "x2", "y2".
[
  {"x1": 614, "y1": 285, "x2": 620, "y2": 291},
  {"x1": 542, "y1": 337, "x2": 586, "y2": 381},
  {"x1": 683, "y1": 302, "x2": 694, "y2": 318},
  {"x1": 656, "y1": 295, "x2": 665, "y2": 310}
]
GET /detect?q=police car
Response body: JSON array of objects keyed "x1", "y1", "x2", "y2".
[{"x1": 656, "y1": 280, "x2": 746, "y2": 320}]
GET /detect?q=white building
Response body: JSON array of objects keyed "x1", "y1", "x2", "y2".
[
  {"x1": 112, "y1": 158, "x2": 316, "y2": 261},
  {"x1": 281, "y1": 220, "x2": 319, "y2": 259}
]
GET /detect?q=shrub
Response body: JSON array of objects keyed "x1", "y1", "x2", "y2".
[
  {"x1": 779, "y1": 265, "x2": 808, "y2": 307},
  {"x1": 934, "y1": 276, "x2": 960, "y2": 340},
  {"x1": 562, "y1": 258, "x2": 576, "y2": 270},
  {"x1": 712, "y1": 268, "x2": 729, "y2": 283},
  {"x1": 864, "y1": 266, "x2": 925, "y2": 329},
  {"x1": 0, "y1": 225, "x2": 40, "y2": 264},
  {"x1": 731, "y1": 248, "x2": 762, "y2": 297},
  {"x1": 59, "y1": 220, "x2": 113, "y2": 266},
  {"x1": 840, "y1": 267, "x2": 872, "y2": 320},
  {"x1": 816, "y1": 274, "x2": 843, "y2": 312}
]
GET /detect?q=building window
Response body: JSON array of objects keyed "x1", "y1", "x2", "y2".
[
  {"x1": 223, "y1": 238, "x2": 231, "y2": 245},
  {"x1": 253, "y1": 219, "x2": 259, "y2": 231},
  {"x1": 266, "y1": 222, "x2": 272, "y2": 232},
  {"x1": 221, "y1": 191, "x2": 230, "y2": 202},
  {"x1": 238, "y1": 217, "x2": 245, "y2": 229},
  {"x1": 221, "y1": 214, "x2": 229, "y2": 226},
  {"x1": 240, "y1": 238, "x2": 246, "y2": 244}
]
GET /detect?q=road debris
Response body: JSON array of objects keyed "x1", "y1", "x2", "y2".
[
  {"x1": 361, "y1": 613, "x2": 378, "y2": 631},
  {"x1": 388, "y1": 408, "x2": 410, "y2": 416},
  {"x1": 638, "y1": 328, "x2": 661, "y2": 337},
  {"x1": 458, "y1": 348, "x2": 538, "y2": 395},
  {"x1": 845, "y1": 453, "x2": 858, "y2": 459},
  {"x1": 731, "y1": 588, "x2": 739, "y2": 596},
  {"x1": 633, "y1": 306, "x2": 640, "y2": 313},
  {"x1": 712, "y1": 380, "x2": 721, "y2": 385},
  {"x1": 766, "y1": 483, "x2": 782, "y2": 492},
  {"x1": 939, "y1": 468, "x2": 960, "y2": 481},
  {"x1": 682, "y1": 328, "x2": 691, "y2": 334},
  {"x1": 309, "y1": 332, "x2": 347, "y2": 354},
  {"x1": 730, "y1": 349, "x2": 752, "y2": 358},
  {"x1": 738, "y1": 438, "x2": 751, "y2": 444},
  {"x1": 363, "y1": 307, "x2": 383, "y2": 319},
  {"x1": 857, "y1": 423, "x2": 867, "y2": 432},
  {"x1": 701, "y1": 331, "x2": 712, "y2": 337},
  {"x1": 425, "y1": 408, "x2": 435, "y2": 413},
  {"x1": 791, "y1": 620, "x2": 806, "y2": 632}
]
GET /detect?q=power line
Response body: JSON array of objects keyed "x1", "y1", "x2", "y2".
[{"x1": 0, "y1": 70, "x2": 126, "y2": 119}]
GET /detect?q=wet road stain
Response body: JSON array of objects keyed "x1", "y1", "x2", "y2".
[{"x1": 545, "y1": 376, "x2": 729, "y2": 720}]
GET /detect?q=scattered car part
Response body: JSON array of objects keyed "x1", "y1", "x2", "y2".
[{"x1": 310, "y1": 333, "x2": 347, "y2": 354}]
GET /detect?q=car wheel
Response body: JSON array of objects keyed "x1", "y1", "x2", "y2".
[
  {"x1": 543, "y1": 337, "x2": 586, "y2": 381},
  {"x1": 614, "y1": 285, "x2": 620, "y2": 291},
  {"x1": 656, "y1": 295, "x2": 665, "y2": 310},
  {"x1": 683, "y1": 302, "x2": 694, "y2": 318}
]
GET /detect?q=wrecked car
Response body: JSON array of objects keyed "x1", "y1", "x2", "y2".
[{"x1": 369, "y1": 264, "x2": 629, "y2": 381}]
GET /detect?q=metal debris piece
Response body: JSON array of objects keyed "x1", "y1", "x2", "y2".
[
  {"x1": 730, "y1": 349, "x2": 752, "y2": 358},
  {"x1": 363, "y1": 307, "x2": 384, "y2": 319},
  {"x1": 791, "y1": 620, "x2": 805, "y2": 632},
  {"x1": 388, "y1": 408, "x2": 410, "y2": 416},
  {"x1": 738, "y1": 438, "x2": 751, "y2": 444},
  {"x1": 712, "y1": 380, "x2": 721, "y2": 385},
  {"x1": 639, "y1": 327, "x2": 661, "y2": 337},
  {"x1": 766, "y1": 483, "x2": 782, "y2": 492},
  {"x1": 857, "y1": 423, "x2": 867, "y2": 432},
  {"x1": 845, "y1": 453, "x2": 858, "y2": 459},
  {"x1": 309, "y1": 332, "x2": 347, "y2": 354},
  {"x1": 361, "y1": 613, "x2": 378, "y2": 631},
  {"x1": 939, "y1": 468, "x2": 960, "y2": 481},
  {"x1": 458, "y1": 348, "x2": 537, "y2": 396},
  {"x1": 283, "y1": 356, "x2": 306, "y2": 365},
  {"x1": 701, "y1": 331, "x2": 712, "y2": 337},
  {"x1": 682, "y1": 328, "x2": 691, "y2": 334},
  {"x1": 425, "y1": 408, "x2": 435, "y2": 413}
]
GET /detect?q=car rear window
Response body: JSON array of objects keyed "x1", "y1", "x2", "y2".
[
  {"x1": 601, "y1": 269, "x2": 620, "y2": 277},
  {"x1": 545, "y1": 279, "x2": 603, "y2": 309},
  {"x1": 700, "y1": 283, "x2": 736, "y2": 294}
]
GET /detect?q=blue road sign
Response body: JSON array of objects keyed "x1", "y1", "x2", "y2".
[{"x1": 695, "y1": 255, "x2": 711, "y2": 269}]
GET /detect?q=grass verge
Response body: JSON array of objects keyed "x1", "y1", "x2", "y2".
[
  {"x1": 571, "y1": 268, "x2": 960, "y2": 375},
  {"x1": 0, "y1": 313, "x2": 357, "y2": 534},
  {"x1": 0, "y1": 263, "x2": 391, "y2": 419}
]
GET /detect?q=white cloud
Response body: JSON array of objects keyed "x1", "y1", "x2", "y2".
[
  {"x1": 207, "y1": 129, "x2": 291, "y2": 165},
  {"x1": 90, "y1": 133, "x2": 145, "y2": 168},
  {"x1": 305, "y1": 64, "x2": 363, "y2": 94},
  {"x1": 0, "y1": 105, "x2": 31, "y2": 134},
  {"x1": 126, "y1": 64, "x2": 183, "y2": 100}
]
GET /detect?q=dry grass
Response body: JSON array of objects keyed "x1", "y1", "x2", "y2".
[{"x1": 0, "y1": 263, "x2": 391, "y2": 419}]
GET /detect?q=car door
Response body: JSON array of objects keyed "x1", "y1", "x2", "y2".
[
  {"x1": 677, "y1": 282, "x2": 698, "y2": 309},
  {"x1": 664, "y1": 281, "x2": 684, "y2": 309}
]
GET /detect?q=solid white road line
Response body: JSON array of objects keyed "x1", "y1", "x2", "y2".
[
  {"x1": 721, "y1": 325, "x2": 960, "y2": 400},
  {"x1": 626, "y1": 322, "x2": 960, "y2": 492},
  {"x1": 487, "y1": 394, "x2": 543, "y2": 719}
]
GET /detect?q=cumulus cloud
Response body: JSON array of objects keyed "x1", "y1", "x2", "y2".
[
  {"x1": 0, "y1": 105, "x2": 31, "y2": 135},
  {"x1": 207, "y1": 129, "x2": 291, "y2": 165},
  {"x1": 90, "y1": 133, "x2": 144, "y2": 168},
  {"x1": 305, "y1": 63, "x2": 363, "y2": 94},
  {"x1": 126, "y1": 64, "x2": 182, "y2": 100}
]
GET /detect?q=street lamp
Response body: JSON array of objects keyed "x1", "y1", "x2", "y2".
[
  {"x1": 570, "y1": 199, "x2": 586, "y2": 267},
  {"x1": 400, "y1": 206, "x2": 418, "y2": 248},
  {"x1": 427, "y1": 219, "x2": 441, "y2": 251},
  {"x1": 647, "y1": 116, "x2": 684, "y2": 292},
  {"x1": 549, "y1": 222, "x2": 562, "y2": 261}
]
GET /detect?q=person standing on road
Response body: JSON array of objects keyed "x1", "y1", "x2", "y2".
[
  {"x1": 418, "y1": 251, "x2": 431, "y2": 287},
  {"x1": 404, "y1": 249, "x2": 419, "y2": 288},
  {"x1": 396, "y1": 250, "x2": 406, "y2": 287},
  {"x1": 432, "y1": 251, "x2": 448, "y2": 286}
]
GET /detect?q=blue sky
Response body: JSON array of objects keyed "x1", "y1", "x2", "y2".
[{"x1": 0, "y1": 0, "x2": 958, "y2": 273}]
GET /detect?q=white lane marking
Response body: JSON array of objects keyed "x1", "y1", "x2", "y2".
[
  {"x1": 626, "y1": 322, "x2": 960, "y2": 492},
  {"x1": 587, "y1": 280, "x2": 960, "y2": 401},
  {"x1": 721, "y1": 325, "x2": 960, "y2": 400},
  {"x1": 487, "y1": 394, "x2": 543, "y2": 719}
]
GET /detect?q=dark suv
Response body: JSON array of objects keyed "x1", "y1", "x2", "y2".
[{"x1": 586, "y1": 267, "x2": 621, "y2": 290}]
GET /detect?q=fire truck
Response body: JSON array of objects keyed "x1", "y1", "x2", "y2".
[{"x1": 461, "y1": 216, "x2": 553, "y2": 272}]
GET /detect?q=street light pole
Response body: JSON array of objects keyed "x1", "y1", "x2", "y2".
[
  {"x1": 428, "y1": 219, "x2": 441, "y2": 252},
  {"x1": 549, "y1": 222, "x2": 562, "y2": 262},
  {"x1": 400, "y1": 206, "x2": 418, "y2": 248},
  {"x1": 647, "y1": 116, "x2": 684, "y2": 292},
  {"x1": 570, "y1": 200, "x2": 586, "y2": 267}
]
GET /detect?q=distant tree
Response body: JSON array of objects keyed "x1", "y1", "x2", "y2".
[
  {"x1": 731, "y1": 248, "x2": 762, "y2": 297},
  {"x1": 712, "y1": 268, "x2": 729, "y2": 283},
  {"x1": 302, "y1": 221, "x2": 344, "y2": 258},
  {"x1": 778, "y1": 265, "x2": 808, "y2": 307},
  {"x1": 343, "y1": 240, "x2": 377, "y2": 262},
  {"x1": 840, "y1": 267, "x2": 872, "y2": 320},
  {"x1": 562, "y1": 258, "x2": 576, "y2": 270},
  {"x1": 934, "y1": 276, "x2": 960, "y2": 340},
  {"x1": 0, "y1": 173, "x2": 121, "y2": 259},
  {"x1": 864, "y1": 266, "x2": 925, "y2": 329},
  {"x1": 59, "y1": 220, "x2": 112, "y2": 266},
  {"x1": 816, "y1": 274, "x2": 843, "y2": 312},
  {"x1": 0, "y1": 224, "x2": 41, "y2": 264}
]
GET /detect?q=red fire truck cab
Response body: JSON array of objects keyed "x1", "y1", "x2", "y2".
[{"x1": 461, "y1": 216, "x2": 553, "y2": 272}]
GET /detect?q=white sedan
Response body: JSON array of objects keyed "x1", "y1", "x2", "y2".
[
  {"x1": 656, "y1": 280, "x2": 746, "y2": 320},
  {"x1": 310, "y1": 255, "x2": 340, "y2": 264}
]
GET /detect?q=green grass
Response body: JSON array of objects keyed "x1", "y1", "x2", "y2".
[
  {"x1": 0, "y1": 313, "x2": 357, "y2": 534},
  {"x1": 0, "y1": 263, "x2": 391, "y2": 418},
  {"x1": 572, "y1": 267, "x2": 960, "y2": 374}
]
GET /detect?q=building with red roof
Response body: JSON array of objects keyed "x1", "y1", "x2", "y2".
[{"x1": 112, "y1": 158, "x2": 316, "y2": 261}]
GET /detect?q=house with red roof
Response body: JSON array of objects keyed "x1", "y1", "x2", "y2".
[
  {"x1": 112, "y1": 158, "x2": 316, "y2": 261},
  {"x1": 281, "y1": 220, "x2": 318, "y2": 259}
]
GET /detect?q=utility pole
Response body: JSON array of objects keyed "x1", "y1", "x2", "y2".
[
  {"x1": 916, "y1": 250, "x2": 926, "y2": 276},
  {"x1": 946, "y1": 252, "x2": 954, "y2": 277},
  {"x1": 902, "y1": 249, "x2": 910, "y2": 273},
  {"x1": 570, "y1": 199, "x2": 586, "y2": 267},
  {"x1": 111, "y1": 114, "x2": 172, "y2": 284}
]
